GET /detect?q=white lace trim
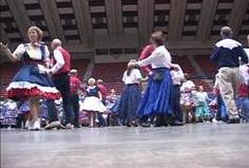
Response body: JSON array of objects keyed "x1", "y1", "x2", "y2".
[{"x1": 7, "y1": 81, "x2": 59, "y2": 94}]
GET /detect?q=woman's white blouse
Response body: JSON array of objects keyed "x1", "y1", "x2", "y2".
[
  {"x1": 122, "y1": 69, "x2": 142, "y2": 85},
  {"x1": 13, "y1": 43, "x2": 49, "y2": 61},
  {"x1": 170, "y1": 64, "x2": 184, "y2": 85},
  {"x1": 137, "y1": 45, "x2": 172, "y2": 69}
]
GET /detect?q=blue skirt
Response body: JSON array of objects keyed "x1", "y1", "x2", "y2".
[
  {"x1": 137, "y1": 68, "x2": 173, "y2": 117},
  {"x1": 7, "y1": 64, "x2": 60, "y2": 100},
  {"x1": 119, "y1": 84, "x2": 141, "y2": 123}
]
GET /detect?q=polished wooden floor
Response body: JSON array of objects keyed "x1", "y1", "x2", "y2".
[{"x1": 1, "y1": 123, "x2": 249, "y2": 168}]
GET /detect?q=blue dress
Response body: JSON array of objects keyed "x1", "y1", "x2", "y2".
[
  {"x1": 81, "y1": 86, "x2": 107, "y2": 112},
  {"x1": 137, "y1": 68, "x2": 173, "y2": 117},
  {"x1": 6, "y1": 43, "x2": 60, "y2": 100},
  {"x1": 119, "y1": 84, "x2": 141, "y2": 124},
  {"x1": 87, "y1": 86, "x2": 99, "y2": 97}
]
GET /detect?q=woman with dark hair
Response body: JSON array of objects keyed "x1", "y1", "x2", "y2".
[
  {"x1": 138, "y1": 28, "x2": 167, "y2": 76},
  {"x1": 119, "y1": 59, "x2": 142, "y2": 127},
  {"x1": 136, "y1": 31, "x2": 174, "y2": 126}
]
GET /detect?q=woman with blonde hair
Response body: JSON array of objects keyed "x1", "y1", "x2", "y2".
[
  {"x1": 0, "y1": 26, "x2": 60, "y2": 130},
  {"x1": 81, "y1": 77, "x2": 107, "y2": 127}
]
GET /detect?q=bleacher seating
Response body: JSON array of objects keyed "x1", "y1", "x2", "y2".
[
  {"x1": 91, "y1": 63, "x2": 128, "y2": 93},
  {"x1": 71, "y1": 59, "x2": 90, "y2": 78},
  {"x1": 0, "y1": 62, "x2": 21, "y2": 98},
  {"x1": 192, "y1": 79, "x2": 213, "y2": 92},
  {"x1": 172, "y1": 56, "x2": 197, "y2": 75},
  {"x1": 92, "y1": 63, "x2": 127, "y2": 82},
  {"x1": 0, "y1": 62, "x2": 20, "y2": 84},
  {"x1": 105, "y1": 82, "x2": 124, "y2": 94},
  {"x1": 194, "y1": 55, "x2": 217, "y2": 78}
]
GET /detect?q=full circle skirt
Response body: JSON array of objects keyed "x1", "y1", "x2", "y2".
[
  {"x1": 136, "y1": 68, "x2": 173, "y2": 118},
  {"x1": 119, "y1": 84, "x2": 141, "y2": 122},
  {"x1": 80, "y1": 96, "x2": 107, "y2": 113},
  {"x1": 6, "y1": 65, "x2": 60, "y2": 100}
]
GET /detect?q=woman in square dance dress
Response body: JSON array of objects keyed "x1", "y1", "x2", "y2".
[
  {"x1": 0, "y1": 26, "x2": 60, "y2": 130},
  {"x1": 81, "y1": 78, "x2": 107, "y2": 127},
  {"x1": 136, "y1": 31, "x2": 174, "y2": 127},
  {"x1": 119, "y1": 59, "x2": 142, "y2": 127}
]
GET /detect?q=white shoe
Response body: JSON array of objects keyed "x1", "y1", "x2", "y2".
[
  {"x1": 212, "y1": 118, "x2": 218, "y2": 123},
  {"x1": 25, "y1": 121, "x2": 34, "y2": 130},
  {"x1": 31, "y1": 119, "x2": 40, "y2": 131},
  {"x1": 45, "y1": 121, "x2": 65, "y2": 129},
  {"x1": 24, "y1": 121, "x2": 29, "y2": 129},
  {"x1": 65, "y1": 123, "x2": 74, "y2": 129}
]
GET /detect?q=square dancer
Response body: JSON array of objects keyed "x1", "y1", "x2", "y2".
[{"x1": 210, "y1": 26, "x2": 248, "y2": 123}]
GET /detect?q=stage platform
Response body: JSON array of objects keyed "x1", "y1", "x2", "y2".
[{"x1": 1, "y1": 123, "x2": 249, "y2": 168}]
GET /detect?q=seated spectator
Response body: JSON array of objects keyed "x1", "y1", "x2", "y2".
[
  {"x1": 180, "y1": 73, "x2": 196, "y2": 123},
  {"x1": 238, "y1": 64, "x2": 249, "y2": 122}
]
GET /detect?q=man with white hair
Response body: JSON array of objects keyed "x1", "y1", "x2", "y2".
[
  {"x1": 46, "y1": 39, "x2": 73, "y2": 129},
  {"x1": 210, "y1": 26, "x2": 248, "y2": 124}
]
